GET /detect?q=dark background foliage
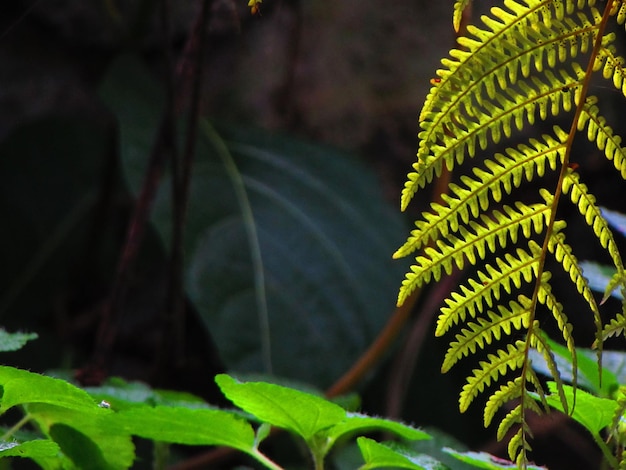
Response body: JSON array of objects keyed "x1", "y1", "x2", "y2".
[{"x1": 1, "y1": 1, "x2": 626, "y2": 468}]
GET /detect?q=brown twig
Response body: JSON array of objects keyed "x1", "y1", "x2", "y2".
[
  {"x1": 89, "y1": 0, "x2": 213, "y2": 380},
  {"x1": 90, "y1": 115, "x2": 173, "y2": 376},
  {"x1": 152, "y1": 0, "x2": 212, "y2": 381}
]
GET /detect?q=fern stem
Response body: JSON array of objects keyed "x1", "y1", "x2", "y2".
[{"x1": 518, "y1": 1, "x2": 616, "y2": 466}]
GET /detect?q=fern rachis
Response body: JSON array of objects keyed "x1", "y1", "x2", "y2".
[{"x1": 396, "y1": 0, "x2": 626, "y2": 466}]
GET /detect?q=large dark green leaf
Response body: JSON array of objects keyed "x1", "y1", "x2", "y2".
[{"x1": 100, "y1": 56, "x2": 409, "y2": 386}]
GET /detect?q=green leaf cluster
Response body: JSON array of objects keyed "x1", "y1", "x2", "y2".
[{"x1": 0, "y1": 363, "x2": 526, "y2": 470}]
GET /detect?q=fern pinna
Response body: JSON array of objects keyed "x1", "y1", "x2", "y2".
[{"x1": 395, "y1": 0, "x2": 626, "y2": 467}]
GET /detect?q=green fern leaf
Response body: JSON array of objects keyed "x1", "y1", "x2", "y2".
[
  {"x1": 397, "y1": 202, "x2": 550, "y2": 305},
  {"x1": 436, "y1": 242, "x2": 541, "y2": 336},
  {"x1": 538, "y1": 274, "x2": 575, "y2": 350},
  {"x1": 486, "y1": 369, "x2": 546, "y2": 434},
  {"x1": 602, "y1": 313, "x2": 626, "y2": 341},
  {"x1": 578, "y1": 97, "x2": 626, "y2": 179},
  {"x1": 562, "y1": 169, "x2": 625, "y2": 271},
  {"x1": 453, "y1": 0, "x2": 471, "y2": 32},
  {"x1": 442, "y1": 296, "x2": 532, "y2": 373},
  {"x1": 532, "y1": 324, "x2": 571, "y2": 414},
  {"x1": 497, "y1": 404, "x2": 522, "y2": 442},
  {"x1": 593, "y1": 45, "x2": 626, "y2": 95},
  {"x1": 401, "y1": 0, "x2": 604, "y2": 209},
  {"x1": 397, "y1": 130, "x2": 566, "y2": 254},
  {"x1": 405, "y1": 65, "x2": 583, "y2": 202},
  {"x1": 397, "y1": 0, "x2": 626, "y2": 464},
  {"x1": 547, "y1": 221, "x2": 604, "y2": 314},
  {"x1": 485, "y1": 378, "x2": 523, "y2": 428},
  {"x1": 601, "y1": 270, "x2": 626, "y2": 304},
  {"x1": 460, "y1": 340, "x2": 526, "y2": 413},
  {"x1": 509, "y1": 427, "x2": 533, "y2": 466}
]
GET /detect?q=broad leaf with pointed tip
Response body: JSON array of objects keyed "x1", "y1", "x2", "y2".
[
  {"x1": 216, "y1": 374, "x2": 346, "y2": 441},
  {"x1": 100, "y1": 56, "x2": 408, "y2": 387},
  {"x1": 114, "y1": 405, "x2": 255, "y2": 452}
]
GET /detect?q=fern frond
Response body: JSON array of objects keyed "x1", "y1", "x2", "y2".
[
  {"x1": 397, "y1": 202, "x2": 550, "y2": 305},
  {"x1": 485, "y1": 378, "x2": 522, "y2": 427},
  {"x1": 614, "y1": 0, "x2": 626, "y2": 25},
  {"x1": 531, "y1": 321, "x2": 572, "y2": 414},
  {"x1": 537, "y1": 273, "x2": 576, "y2": 350},
  {"x1": 593, "y1": 44, "x2": 626, "y2": 95},
  {"x1": 548, "y1": 221, "x2": 606, "y2": 319},
  {"x1": 509, "y1": 426, "x2": 533, "y2": 466},
  {"x1": 562, "y1": 169, "x2": 625, "y2": 271},
  {"x1": 602, "y1": 312, "x2": 626, "y2": 340},
  {"x1": 453, "y1": 0, "x2": 471, "y2": 32},
  {"x1": 400, "y1": 0, "x2": 607, "y2": 209},
  {"x1": 436, "y1": 241, "x2": 541, "y2": 336},
  {"x1": 497, "y1": 403, "x2": 523, "y2": 441},
  {"x1": 460, "y1": 340, "x2": 526, "y2": 412},
  {"x1": 494, "y1": 383, "x2": 542, "y2": 462},
  {"x1": 396, "y1": 130, "x2": 566, "y2": 255},
  {"x1": 601, "y1": 270, "x2": 626, "y2": 304},
  {"x1": 403, "y1": 65, "x2": 584, "y2": 204},
  {"x1": 578, "y1": 97, "x2": 626, "y2": 179},
  {"x1": 397, "y1": 0, "x2": 626, "y2": 464},
  {"x1": 442, "y1": 296, "x2": 532, "y2": 373}
]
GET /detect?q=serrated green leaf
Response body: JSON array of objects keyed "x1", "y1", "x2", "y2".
[
  {"x1": 215, "y1": 374, "x2": 346, "y2": 440},
  {"x1": 27, "y1": 403, "x2": 135, "y2": 470},
  {"x1": 0, "y1": 366, "x2": 100, "y2": 414},
  {"x1": 533, "y1": 382, "x2": 617, "y2": 436},
  {"x1": 0, "y1": 330, "x2": 37, "y2": 352},
  {"x1": 529, "y1": 334, "x2": 618, "y2": 397},
  {"x1": 115, "y1": 405, "x2": 255, "y2": 453},
  {"x1": 443, "y1": 448, "x2": 546, "y2": 469},
  {"x1": 327, "y1": 412, "x2": 431, "y2": 443},
  {"x1": 0, "y1": 439, "x2": 59, "y2": 459},
  {"x1": 357, "y1": 437, "x2": 447, "y2": 470}
]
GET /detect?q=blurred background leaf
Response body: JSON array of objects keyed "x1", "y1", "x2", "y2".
[{"x1": 100, "y1": 56, "x2": 410, "y2": 387}]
